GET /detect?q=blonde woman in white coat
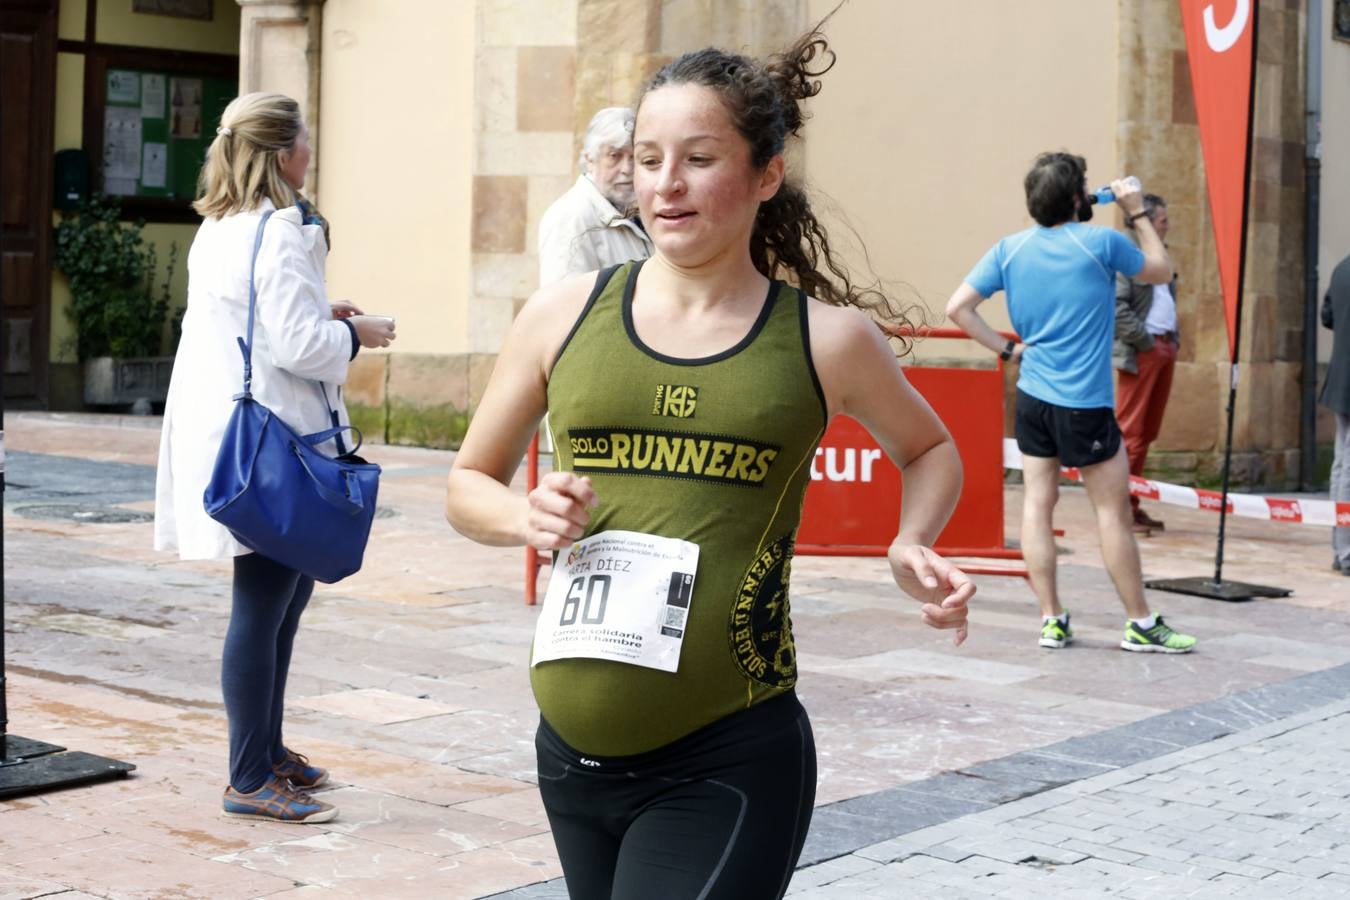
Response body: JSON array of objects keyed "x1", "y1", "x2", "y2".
[{"x1": 154, "y1": 92, "x2": 395, "y2": 824}]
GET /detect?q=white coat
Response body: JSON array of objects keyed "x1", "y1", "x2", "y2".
[
  {"x1": 154, "y1": 200, "x2": 354, "y2": 560},
  {"x1": 537, "y1": 176, "x2": 653, "y2": 287}
]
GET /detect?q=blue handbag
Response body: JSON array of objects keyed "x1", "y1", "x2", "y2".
[{"x1": 203, "y1": 209, "x2": 380, "y2": 583}]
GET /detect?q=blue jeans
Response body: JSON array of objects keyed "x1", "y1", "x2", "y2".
[{"x1": 223, "y1": 553, "x2": 314, "y2": 793}]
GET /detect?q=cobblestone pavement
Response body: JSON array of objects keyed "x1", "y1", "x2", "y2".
[
  {"x1": 785, "y1": 698, "x2": 1350, "y2": 899},
  {"x1": 2, "y1": 412, "x2": 1348, "y2": 899}
]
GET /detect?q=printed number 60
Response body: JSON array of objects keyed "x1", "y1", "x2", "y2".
[{"x1": 559, "y1": 574, "x2": 611, "y2": 626}]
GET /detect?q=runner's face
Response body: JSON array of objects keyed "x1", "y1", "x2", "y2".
[
  {"x1": 279, "y1": 123, "x2": 311, "y2": 191},
  {"x1": 633, "y1": 84, "x2": 782, "y2": 268}
]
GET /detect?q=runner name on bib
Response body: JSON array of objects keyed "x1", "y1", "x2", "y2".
[{"x1": 532, "y1": 530, "x2": 699, "y2": 673}]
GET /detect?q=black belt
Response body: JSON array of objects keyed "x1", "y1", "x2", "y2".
[{"x1": 1150, "y1": 330, "x2": 1177, "y2": 343}]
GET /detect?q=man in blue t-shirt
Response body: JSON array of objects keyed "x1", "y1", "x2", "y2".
[{"x1": 947, "y1": 151, "x2": 1196, "y2": 655}]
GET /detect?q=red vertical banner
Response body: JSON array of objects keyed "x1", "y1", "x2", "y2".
[{"x1": 1179, "y1": 0, "x2": 1257, "y2": 362}]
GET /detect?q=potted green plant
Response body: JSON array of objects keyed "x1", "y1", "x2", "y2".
[{"x1": 52, "y1": 194, "x2": 179, "y2": 410}]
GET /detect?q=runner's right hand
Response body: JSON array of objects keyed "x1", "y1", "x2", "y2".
[
  {"x1": 526, "y1": 472, "x2": 598, "y2": 550},
  {"x1": 888, "y1": 542, "x2": 973, "y2": 647}
]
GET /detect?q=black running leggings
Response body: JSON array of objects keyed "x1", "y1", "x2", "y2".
[{"x1": 536, "y1": 691, "x2": 816, "y2": 900}]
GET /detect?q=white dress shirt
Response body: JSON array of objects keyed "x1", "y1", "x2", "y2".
[{"x1": 1145, "y1": 282, "x2": 1178, "y2": 335}]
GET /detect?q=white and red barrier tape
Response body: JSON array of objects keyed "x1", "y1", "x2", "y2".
[{"x1": 1002, "y1": 439, "x2": 1350, "y2": 528}]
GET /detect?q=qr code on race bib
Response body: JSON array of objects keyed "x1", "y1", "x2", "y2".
[{"x1": 660, "y1": 570, "x2": 694, "y2": 639}]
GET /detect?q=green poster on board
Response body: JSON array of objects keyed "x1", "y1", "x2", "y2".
[{"x1": 103, "y1": 67, "x2": 234, "y2": 201}]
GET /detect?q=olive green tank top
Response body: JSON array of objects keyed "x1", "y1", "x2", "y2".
[{"x1": 534, "y1": 260, "x2": 828, "y2": 756}]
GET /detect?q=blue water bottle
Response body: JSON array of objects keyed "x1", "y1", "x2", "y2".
[{"x1": 1091, "y1": 175, "x2": 1142, "y2": 205}]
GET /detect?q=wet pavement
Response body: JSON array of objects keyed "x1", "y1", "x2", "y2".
[{"x1": 1, "y1": 411, "x2": 1346, "y2": 899}]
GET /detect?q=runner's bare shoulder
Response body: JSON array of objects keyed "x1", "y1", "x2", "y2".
[
  {"x1": 802, "y1": 297, "x2": 905, "y2": 416},
  {"x1": 803, "y1": 298, "x2": 885, "y2": 364},
  {"x1": 514, "y1": 270, "x2": 607, "y2": 372}
]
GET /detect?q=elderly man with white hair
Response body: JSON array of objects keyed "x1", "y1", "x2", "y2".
[{"x1": 537, "y1": 107, "x2": 653, "y2": 287}]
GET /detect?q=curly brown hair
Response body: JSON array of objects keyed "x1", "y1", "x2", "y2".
[{"x1": 636, "y1": 22, "x2": 921, "y2": 349}]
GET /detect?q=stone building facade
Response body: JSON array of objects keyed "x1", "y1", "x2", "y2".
[{"x1": 228, "y1": 0, "x2": 1327, "y2": 489}]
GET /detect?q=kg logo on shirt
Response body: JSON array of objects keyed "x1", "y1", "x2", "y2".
[{"x1": 653, "y1": 384, "x2": 698, "y2": 419}]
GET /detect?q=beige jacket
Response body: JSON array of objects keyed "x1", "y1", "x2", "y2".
[{"x1": 537, "y1": 176, "x2": 652, "y2": 287}]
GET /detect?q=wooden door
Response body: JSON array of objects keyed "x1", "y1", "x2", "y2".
[{"x1": 0, "y1": 0, "x2": 56, "y2": 408}]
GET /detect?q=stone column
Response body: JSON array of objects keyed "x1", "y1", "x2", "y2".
[
  {"x1": 236, "y1": 0, "x2": 324, "y2": 198},
  {"x1": 574, "y1": 0, "x2": 662, "y2": 148},
  {"x1": 1116, "y1": 0, "x2": 1306, "y2": 488}
]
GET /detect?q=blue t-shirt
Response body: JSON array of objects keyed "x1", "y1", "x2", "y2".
[{"x1": 965, "y1": 223, "x2": 1144, "y2": 409}]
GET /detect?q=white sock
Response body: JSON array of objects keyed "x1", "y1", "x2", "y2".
[
  {"x1": 1131, "y1": 614, "x2": 1157, "y2": 630},
  {"x1": 1044, "y1": 613, "x2": 1068, "y2": 625}
]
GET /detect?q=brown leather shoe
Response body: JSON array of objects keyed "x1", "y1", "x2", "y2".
[{"x1": 1133, "y1": 508, "x2": 1165, "y2": 531}]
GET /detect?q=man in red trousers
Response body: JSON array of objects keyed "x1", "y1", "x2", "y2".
[{"x1": 1114, "y1": 194, "x2": 1176, "y2": 533}]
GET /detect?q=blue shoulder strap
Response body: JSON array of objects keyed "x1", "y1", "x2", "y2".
[
  {"x1": 314, "y1": 381, "x2": 349, "y2": 455},
  {"x1": 236, "y1": 208, "x2": 277, "y2": 399},
  {"x1": 238, "y1": 208, "x2": 352, "y2": 455}
]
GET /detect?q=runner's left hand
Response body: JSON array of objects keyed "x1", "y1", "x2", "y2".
[
  {"x1": 331, "y1": 300, "x2": 363, "y2": 319},
  {"x1": 888, "y1": 543, "x2": 973, "y2": 646}
]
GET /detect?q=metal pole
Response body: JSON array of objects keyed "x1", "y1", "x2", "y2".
[
  {"x1": 1213, "y1": 0, "x2": 1262, "y2": 587},
  {"x1": 1301, "y1": 0, "x2": 1324, "y2": 490},
  {"x1": 1214, "y1": 366, "x2": 1239, "y2": 585},
  {"x1": 1144, "y1": 2, "x2": 1290, "y2": 601},
  {"x1": 2, "y1": 399, "x2": 8, "y2": 760}
]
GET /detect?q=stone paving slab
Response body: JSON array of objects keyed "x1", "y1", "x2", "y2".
[
  {"x1": 783, "y1": 697, "x2": 1350, "y2": 898},
  {"x1": 3, "y1": 412, "x2": 1349, "y2": 898}
]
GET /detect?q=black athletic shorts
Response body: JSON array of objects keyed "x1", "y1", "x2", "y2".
[
  {"x1": 536, "y1": 691, "x2": 816, "y2": 900},
  {"x1": 1015, "y1": 388, "x2": 1122, "y2": 468}
]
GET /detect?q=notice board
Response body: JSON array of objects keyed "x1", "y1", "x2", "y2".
[
  {"x1": 80, "y1": 45, "x2": 238, "y2": 222},
  {"x1": 100, "y1": 67, "x2": 233, "y2": 202}
]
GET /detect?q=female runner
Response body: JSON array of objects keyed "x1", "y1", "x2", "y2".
[{"x1": 445, "y1": 25, "x2": 972, "y2": 900}]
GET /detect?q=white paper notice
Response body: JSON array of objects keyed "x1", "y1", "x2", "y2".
[
  {"x1": 141, "y1": 142, "x2": 167, "y2": 188},
  {"x1": 532, "y1": 530, "x2": 699, "y2": 674},
  {"x1": 103, "y1": 106, "x2": 142, "y2": 185},
  {"x1": 169, "y1": 77, "x2": 203, "y2": 139},
  {"x1": 107, "y1": 70, "x2": 140, "y2": 104},
  {"x1": 141, "y1": 74, "x2": 166, "y2": 119}
]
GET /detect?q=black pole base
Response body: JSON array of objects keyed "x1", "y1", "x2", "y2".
[
  {"x1": 1145, "y1": 576, "x2": 1292, "y2": 602},
  {"x1": 0, "y1": 734, "x2": 135, "y2": 799}
]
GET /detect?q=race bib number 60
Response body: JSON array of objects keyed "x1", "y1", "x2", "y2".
[{"x1": 531, "y1": 530, "x2": 699, "y2": 673}]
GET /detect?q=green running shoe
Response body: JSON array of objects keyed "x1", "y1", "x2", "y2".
[
  {"x1": 1121, "y1": 615, "x2": 1196, "y2": 654},
  {"x1": 1040, "y1": 613, "x2": 1072, "y2": 649}
]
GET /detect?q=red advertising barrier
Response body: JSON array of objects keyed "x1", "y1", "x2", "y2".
[
  {"x1": 524, "y1": 328, "x2": 1023, "y2": 603},
  {"x1": 797, "y1": 329, "x2": 1024, "y2": 577}
]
